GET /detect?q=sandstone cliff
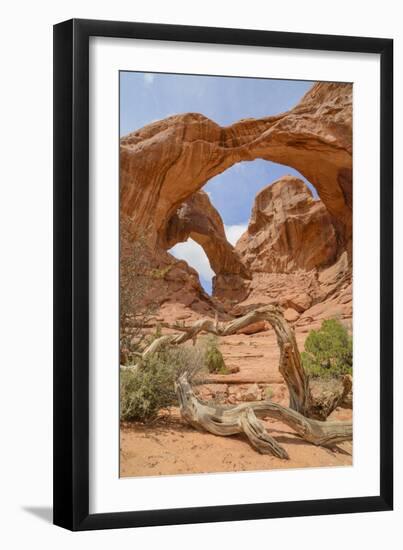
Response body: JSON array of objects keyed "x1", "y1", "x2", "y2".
[
  {"x1": 120, "y1": 82, "x2": 352, "y2": 323},
  {"x1": 232, "y1": 176, "x2": 351, "y2": 326},
  {"x1": 121, "y1": 82, "x2": 352, "y2": 259},
  {"x1": 236, "y1": 175, "x2": 337, "y2": 273}
]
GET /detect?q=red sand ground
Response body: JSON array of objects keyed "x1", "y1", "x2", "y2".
[{"x1": 120, "y1": 326, "x2": 352, "y2": 478}]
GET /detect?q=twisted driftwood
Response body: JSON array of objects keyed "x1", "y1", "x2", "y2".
[
  {"x1": 125, "y1": 305, "x2": 351, "y2": 420},
  {"x1": 175, "y1": 373, "x2": 352, "y2": 458}
]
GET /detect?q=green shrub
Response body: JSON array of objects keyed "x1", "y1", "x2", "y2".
[
  {"x1": 264, "y1": 386, "x2": 274, "y2": 399},
  {"x1": 203, "y1": 335, "x2": 228, "y2": 374},
  {"x1": 150, "y1": 265, "x2": 173, "y2": 279},
  {"x1": 301, "y1": 319, "x2": 352, "y2": 379},
  {"x1": 120, "y1": 346, "x2": 205, "y2": 422}
]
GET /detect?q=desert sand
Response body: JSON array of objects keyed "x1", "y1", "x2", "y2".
[{"x1": 120, "y1": 327, "x2": 352, "y2": 478}]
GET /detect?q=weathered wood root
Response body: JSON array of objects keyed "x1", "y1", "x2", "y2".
[
  {"x1": 175, "y1": 374, "x2": 289, "y2": 458},
  {"x1": 341, "y1": 374, "x2": 353, "y2": 408},
  {"x1": 133, "y1": 305, "x2": 352, "y2": 420},
  {"x1": 239, "y1": 409, "x2": 289, "y2": 458},
  {"x1": 175, "y1": 374, "x2": 352, "y2": 458}
]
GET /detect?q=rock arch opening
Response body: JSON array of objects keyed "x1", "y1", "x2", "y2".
[
  {"x1": 203, "y1": 158, "x2": 318, "y2": 228},
  {"x1": 121, "y1": 82, "x2": 352, "y2": 260},
  {"x1": 120, "y1": 81, "x2": 352, "y2": 309},
  {"x1": 165, "y1": 157, "x2": 324, "y2": 301},
  {"x1": 169, "y1": 238, "x2": 214, "y2": 295}
]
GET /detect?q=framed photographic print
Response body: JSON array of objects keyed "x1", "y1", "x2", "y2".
[{"x1": 53, "y1": 19, "x2": 393, "y2": 530}]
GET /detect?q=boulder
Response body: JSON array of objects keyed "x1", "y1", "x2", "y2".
[
  {"x1": 227, "y1": 365, "x2": 240, "y2": 374},
  {"x1": 282, "y1": 292, "x2": 312, "y2": 313},
  {"x1": 283, "y1": 308, "x2": 300, "y2": 323},
  {"x1": 238, "y1": 383, "x2": 261, "y2": 402}
]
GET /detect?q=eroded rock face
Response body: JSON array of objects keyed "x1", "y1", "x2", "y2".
[
  {"x1": 121, "y1": 82, "x2": 352, "y2": 255},
  {"x1": 164, "y1": 191, "x2": 231, "y2": 271},
  {"x1": 120, "y1": 82, "x2": 352, "y2": 321},
  {"x1": 227, "y1": 175, "x2": 352, "y2": 324},
  {"x1": 236, "y1": 268, "x2": 352, "y2": 329},
  {"x1": 236, "y1": 176, "x2": 337, "y2": 273},
  {"x1": 164, "y1": 190, "x2": 249, "y2": 300}
]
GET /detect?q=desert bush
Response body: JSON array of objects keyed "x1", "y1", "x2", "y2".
[
  {"x1": 301, "y1": 319, "x2": 353, "y2": 379},
  {"x1": 264, "y1": 386, "x2": 274, "y2": 399},
  {"x1": 120, "y1": 346, "x2": 205, "y2": 422},
  {"x1": 150, "y1": 265, "x2": 173, "y2": 279},
  {"x1": 202, "y1": 335, "x2": 228, "y2": 374},
  {"x1": 120, "y1": 218, "x2": 158, "y2": 365}
]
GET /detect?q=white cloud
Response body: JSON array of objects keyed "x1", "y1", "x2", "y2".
[
  {"x1": 143, "y1": 73, "x2": 155, "y2": 85},
  {"x1": 224, "y1": 224, "x2": 248, "y2": 246},
  {"x1": 168, "y1": 228, "x2": 247, "y2": 294},
  {"x1": 169, "y1": 239, "x2": 214, "y2": 282}
]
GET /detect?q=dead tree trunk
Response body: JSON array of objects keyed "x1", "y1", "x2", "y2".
[
  {"x1": 175, "y1": 374, "x2": 352, "y2": 457},
  {"x1": 133, "y1": 306, "x2": 351, "y2": 420}
]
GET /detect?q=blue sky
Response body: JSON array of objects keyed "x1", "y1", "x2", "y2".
[{"x1": 120, "y1": 72, "x2": 315, "y2": 293}]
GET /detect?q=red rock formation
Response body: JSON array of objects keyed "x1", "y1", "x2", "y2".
[
  {"x1": 236, "y1": 176, "x2": 337, "y2": 273},
  {"x1": 120, "y1": 82, "x2": 352, "y2": 255},
  {"x1": 120, "y1": 82, "x2": 352, "y2": 321},
  {"x1": 230, "y1": 175, "x2": 351, "y2": 325},
  {"x1": 163, "y1": 190, "x2": 249, "y2": 299}
]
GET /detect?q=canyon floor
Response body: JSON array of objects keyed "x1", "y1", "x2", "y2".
[{"x1": 120, "y1": 322, "x2": 353, "y2": 478}]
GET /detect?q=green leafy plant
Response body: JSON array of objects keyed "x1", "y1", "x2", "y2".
[
  {"x1": 120, "y1": 346, "x2": 205, "y2": 423},
  {"x1": 203, "y1": 335, "x2": 228, "y2": 374},
  {"x1": 264, "y1": 386, "x2": 274, "y2": 400},
  {"x1": 301, "y1": 319, "x2": 353, "y2": 379}
]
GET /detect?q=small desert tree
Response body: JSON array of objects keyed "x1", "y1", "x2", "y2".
[
  {"x1": 301, "y1": 318, "x2": 353, "y2": 379},
  {"x1": 202, "y1": 335, "x2": 228, "y2": 374},
  {"x1": 120, "y1": 217, "x2": 157, "y2": 365}
]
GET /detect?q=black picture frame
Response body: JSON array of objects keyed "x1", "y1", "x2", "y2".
[{"x1": 53, "y1": 18, "x2": 393, "y2": 531}]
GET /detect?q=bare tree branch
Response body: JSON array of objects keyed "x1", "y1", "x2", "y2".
[
  {"x1": 132, "y1": 305, "x2": 350, "y2": 420},
  {"x1": 175, "y1": 373, "x2": 352, "y2": 457}
]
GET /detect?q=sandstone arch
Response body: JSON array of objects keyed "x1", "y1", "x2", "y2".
[
  {"x1": 164, "y1": 190, "x2": 249, "y2": 298},
  {"x1": 120, "y1": 82, "x2": 352, "y2": 258}
]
